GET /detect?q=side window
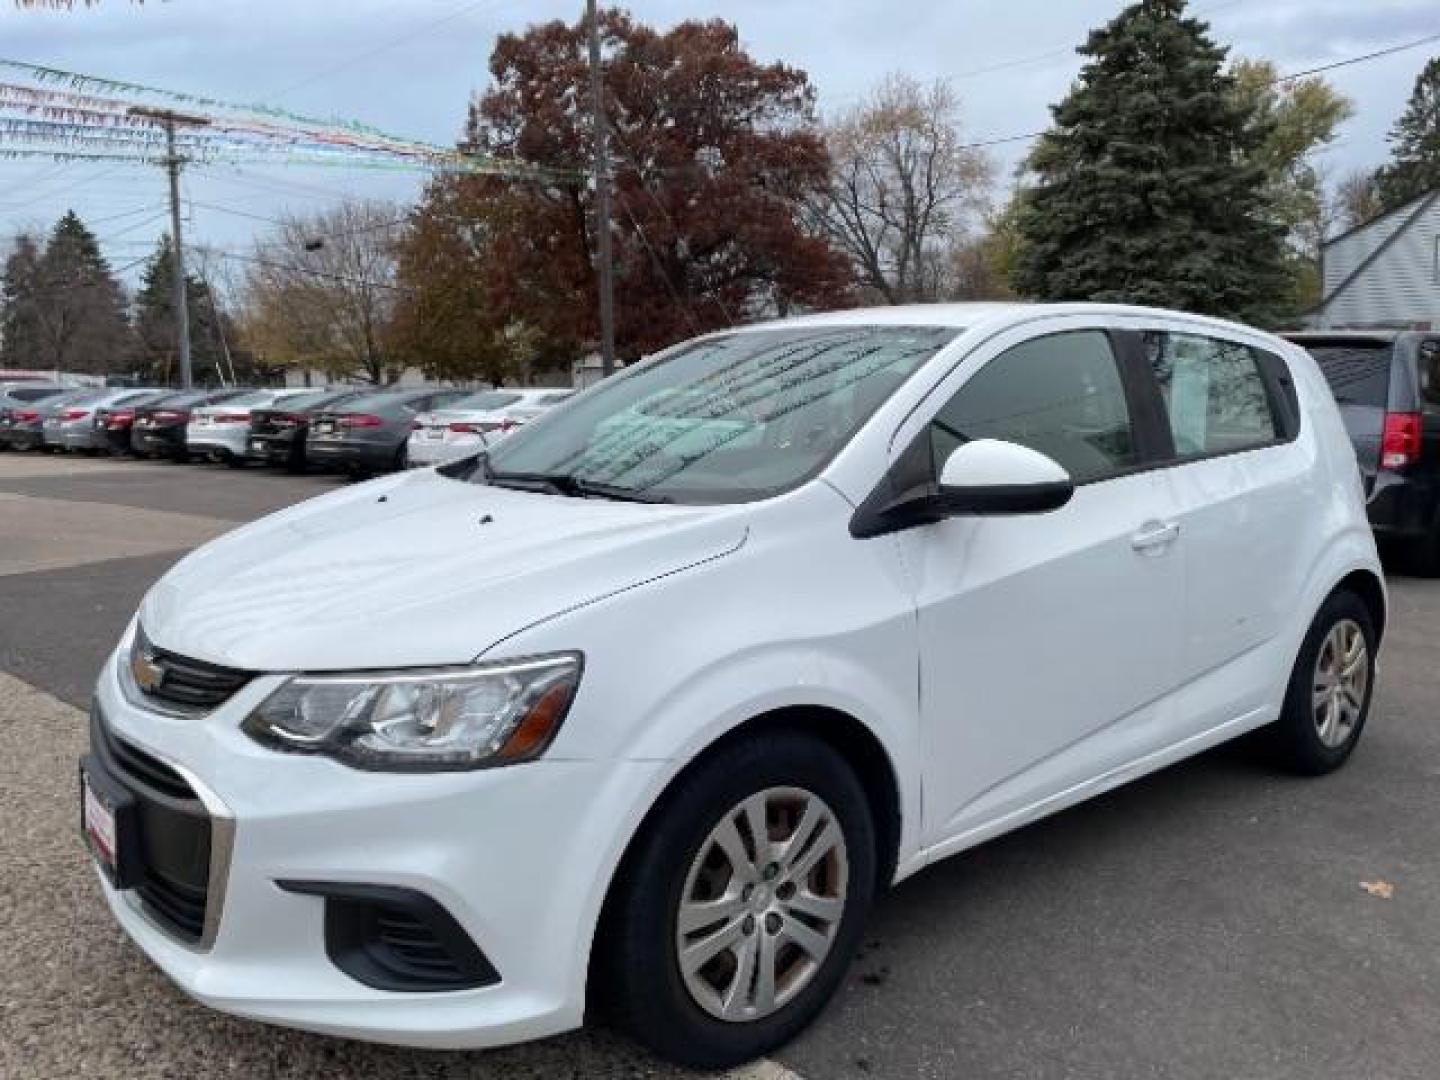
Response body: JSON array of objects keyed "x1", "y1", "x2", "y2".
[
  {"x1": 1145, "y1": 332, "x2": 1278, "y2": 457},
  {"x1": 929, "y1": 330, "x2": 1139, "y2": 484}
]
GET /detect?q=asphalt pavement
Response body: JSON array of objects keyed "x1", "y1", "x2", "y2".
[{"x1": 1, "y1": 452, "x2": 1437, "y2": 1079}]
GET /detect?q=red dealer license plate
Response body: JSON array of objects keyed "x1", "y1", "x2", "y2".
[
  {"x1": 82, "y1": 769, "x2": 119, "y2": 875},
  {"x1": 78, "y1": 755, "x2": 141, "y2": 889}
]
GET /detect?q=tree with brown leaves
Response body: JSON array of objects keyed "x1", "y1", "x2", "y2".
[{"x1": 401, "y1": 8, "x2": 852, "y2": 369}]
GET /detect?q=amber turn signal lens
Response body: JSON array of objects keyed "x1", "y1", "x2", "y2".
[{"x1": 498, "y1": 682, "x2": 576, "y2": 761}]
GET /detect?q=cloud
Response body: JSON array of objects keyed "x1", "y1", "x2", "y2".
[{"x1": 0, "y1": 0, "x2": 1432, "y2": 275}]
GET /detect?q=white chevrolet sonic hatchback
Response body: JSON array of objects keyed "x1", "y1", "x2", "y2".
[{"x1": 83, "y1": 304, "x2": 1384, "y2": 1068}]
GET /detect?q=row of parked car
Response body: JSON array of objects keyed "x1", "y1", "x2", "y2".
[{"x1": 0, "y1": 381, "x2": 575, "y2": 474}]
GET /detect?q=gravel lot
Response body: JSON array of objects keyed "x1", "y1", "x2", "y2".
[{"x1": 1, "y1": 453, "x2": 1437, "y2": 1079}]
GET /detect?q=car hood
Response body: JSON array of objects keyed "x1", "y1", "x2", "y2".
[{"x1": 139, "y1": 468, "x2": 749, "y2": 672}]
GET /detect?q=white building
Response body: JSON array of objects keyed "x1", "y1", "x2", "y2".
[{"x1": 1311, "y1": 188, "x2": 1440, "y2": 330}]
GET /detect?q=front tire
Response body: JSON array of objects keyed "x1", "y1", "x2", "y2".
[
  {"x1": 1268, "y1": 590, "x2": 1376, "y2": 775},
  {"x1": 597, "y1": 731, "x2": 876, "y2": 1069}
]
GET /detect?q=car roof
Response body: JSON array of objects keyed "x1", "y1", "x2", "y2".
[{"x1": 736, "y1": 301, "x2": 1297, "y2": 348}]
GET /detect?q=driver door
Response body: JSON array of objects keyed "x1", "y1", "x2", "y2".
[{"x1": 886, "y1": 324, "x2": 1186, "y2": 851}]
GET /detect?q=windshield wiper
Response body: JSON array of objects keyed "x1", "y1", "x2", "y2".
[{"x1": 484, "y1": 465, "x2": 671, "y2": 504}]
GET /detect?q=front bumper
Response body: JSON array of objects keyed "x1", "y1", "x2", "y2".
[{"x1": 89, "y1": 638, "x2": 663, "y2": 1049}]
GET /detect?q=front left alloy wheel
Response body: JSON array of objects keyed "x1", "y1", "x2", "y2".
[{"x1": 597, "y1": 730, "x2": 876, "y2": 1069}]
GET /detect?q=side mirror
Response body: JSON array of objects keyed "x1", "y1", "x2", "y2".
[{"x1": 937, "y1": 438, "x2": 1074, "y2": 515}]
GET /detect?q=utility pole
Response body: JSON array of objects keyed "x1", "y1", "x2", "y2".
[
  {"x1": 129, "y1": 107, "x2": 211, "y2": 390},
  {"x1": 586, "y1": 0, "x2": 616, "y2": 377}
]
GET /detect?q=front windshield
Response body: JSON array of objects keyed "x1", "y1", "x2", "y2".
[{"x1": 481, "y1": 325, "x2": 958, "y2": 504}]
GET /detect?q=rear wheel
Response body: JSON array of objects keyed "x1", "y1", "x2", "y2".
[
  {"x1": 1268, "y1": 590, "x2": 1376, "y2": 775},
  {"x1": 597, "y1": 731, "x2": 875, "y2": 1069}
]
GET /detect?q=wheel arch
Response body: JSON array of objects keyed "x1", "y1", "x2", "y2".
[
  {"x1": 586, "y1": 703, "x2": 903, "y2": 1007},
  {"x1": 1334, "y1": 567, "x2": 1386, "y2": 644}
]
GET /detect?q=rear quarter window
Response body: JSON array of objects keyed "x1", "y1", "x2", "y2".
[
  {"x1": 1419, "y1": 339, "x2": 1440, "y2": 409},
  {"x1": 1307, "y1": 344, "x2": 1393, "y2": 408}
]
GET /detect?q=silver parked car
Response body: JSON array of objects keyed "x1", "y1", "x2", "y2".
[{"x1": 43, "y1": 388, "x2": 168, "y2": 452}]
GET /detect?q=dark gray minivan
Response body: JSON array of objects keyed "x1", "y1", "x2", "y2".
[{"x1": 1286, "y1": 330, "x2": 1440, "y2": 570}]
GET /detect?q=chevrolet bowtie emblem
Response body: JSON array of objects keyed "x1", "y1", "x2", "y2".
[{"x1": 131, "y1": 648, "x2": 166, "y2": 693}]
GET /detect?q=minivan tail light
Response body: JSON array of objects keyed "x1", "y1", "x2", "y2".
[
  {"x1": 340, "y1": 413, "x2": 384, "y2": 428},
  {"x1": 1381, "y1": 411, "x2": 1422, "y2": 469}
]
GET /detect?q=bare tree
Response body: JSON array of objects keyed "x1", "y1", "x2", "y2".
[
  {"x1": 1332, "y1": 169, "x2": 1385, "y2": 234},
  {"x1": 237, "y1": 199, "x2": 403, "y2": 385},
  {"x1": 811, "y1": 74, "x2": 994, "y2": 304}
]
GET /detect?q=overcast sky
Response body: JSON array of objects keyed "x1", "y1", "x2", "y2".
[{"x1": 0, "y1": 0, "x2": 1435, "y2": 291}]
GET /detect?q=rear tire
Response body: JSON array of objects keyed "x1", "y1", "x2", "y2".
[
  {"x1": 596, "y1": 731, "x2": 876, "y2": 1069},
  {"x1": 1267, "y1": 590, "x2": 1376, "y2": 775}
]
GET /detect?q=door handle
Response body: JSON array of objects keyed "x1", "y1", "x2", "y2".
[{"x1": 1131, "y1": 520, "x2": 1180, "y2": 552}]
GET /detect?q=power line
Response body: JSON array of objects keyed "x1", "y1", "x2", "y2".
[
  {"x1": 98, "y1": 210, "x2": 170, "y2": 243},
  {"x1": 952, "y1": 27, "x2": 1440, "y2": 154},
  {"x1": 1275, "y1": 30, "x2": 1440, "y2": 84},
  {"x1": 614, "y1": 188, "x2": 705, "y2": 336},
  {"x1": 217, "y1": 249, "x2": 408, "y2": 293},
  {"x1": 87, "y1": 203, "x2": 166, "y2": 227},
  {"x1": 269, "y1": 0, "x2": 515, "y2": 99},
  {"x1": 187, "y1": 199, "x2": 411, "y2": 241}
]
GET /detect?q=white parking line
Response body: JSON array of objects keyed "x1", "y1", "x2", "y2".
[{"x1": 725, "y1": 1061, "x2": 806, "y2": 1080}]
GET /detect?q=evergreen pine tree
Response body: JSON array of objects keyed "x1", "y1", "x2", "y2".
[
  {"x1": 1012, "y1": 0, "x2": 1288, "y2": 324},
  {"x1": 0, "y1": 233, "x2": 44, "y2": 368},
  {"x1": 1375, "y1": 57, "x2": 1440, "y2": 212},
  {"x1": 134, "y1": 235, "x2": 229, "y2": 384},
  {"x1": 33, "y1": 210, "x2": 133, "y2": 374}
]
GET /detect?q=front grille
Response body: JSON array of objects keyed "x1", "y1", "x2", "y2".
[
  {"x1": 136, "y1": 875, "x2": 208, "y2": 941},
  {"x1": 105, "y1": 731, "x2": 193, "y2": 800},
  {"x1": 132, "y1": 626, "x2": 252, "y2": 711},
  {"x1": 90, "y1": 706, "x2": 213, "y2": 945}
]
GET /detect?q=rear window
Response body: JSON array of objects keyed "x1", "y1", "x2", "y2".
[
  {"x1": 9, "y1": 386, "x2": 66, "y2": 402},
  {"x1": 333, "y1": 391, "x2": 417, "y2": 414},
  {"x1": 274, "y1": 390, "x2": 330, "y2": 411},
  {"x1": 453, "y1": 390, "x2": 522, "y2": 411},
  {"x1": 1307, "y1": 343, "x2": 1393, "y2": 408}
]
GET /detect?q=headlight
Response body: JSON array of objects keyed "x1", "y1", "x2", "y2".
[{"x1": 241, "y1": 653, "x2": 582, "y2": 771}]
